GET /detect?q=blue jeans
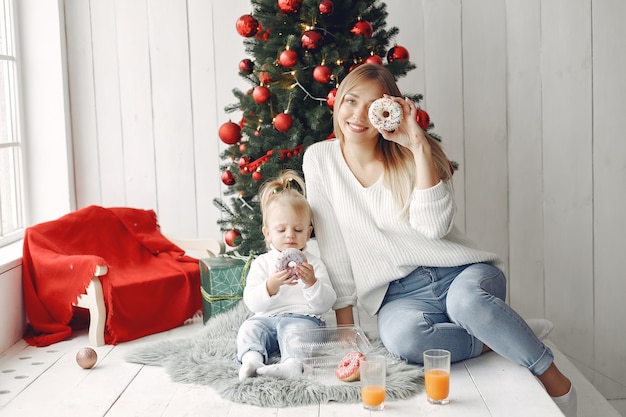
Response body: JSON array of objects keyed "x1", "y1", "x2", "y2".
[
  {"x1": 236, "y1": 314, "x2": 324, "y2": 364},
  {"x1": 377, "y1": 263, "x2": 553, "y2": 376}
]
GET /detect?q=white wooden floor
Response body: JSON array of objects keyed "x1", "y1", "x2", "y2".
[{"x1": 0, "y1": 320, "x2": 619, "y2": 417}]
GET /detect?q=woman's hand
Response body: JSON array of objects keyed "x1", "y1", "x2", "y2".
[
  {"x1": 379, "y1": 95, "x2": 440, "y2": 189},
  {"x1": 266, "y1": 268, "x2": 298, "y2": 296},
  {"x1": 378, "y1": 95, "x2": 431, "y2": 154}
]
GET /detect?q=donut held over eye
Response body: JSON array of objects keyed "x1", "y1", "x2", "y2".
[
  {"x1": 277, "y1": 248, "x2": 307, "y2": 278},
  {"x1": 368, "y1": 97, "x2": 403, "y2": 131}
]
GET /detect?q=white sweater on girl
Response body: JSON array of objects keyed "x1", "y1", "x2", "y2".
[{"x1": 243, "y1": 246, "x2": 337, "y2": 319}]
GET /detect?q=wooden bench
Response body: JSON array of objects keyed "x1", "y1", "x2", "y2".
[{"x1": 73, "y1": 236, "x2": 224, "y2": 346}]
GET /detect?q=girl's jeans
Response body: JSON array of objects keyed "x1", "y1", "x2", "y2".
[
  {"x1": 377, "y1": 262, "x2": 553, "y2": 376},
  {"x1": 236, "y1": 314, "x2": 324, "y2": 364}
]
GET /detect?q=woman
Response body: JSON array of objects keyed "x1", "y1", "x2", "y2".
[{"x1": 302, "y1": 64, "x2": 576, "y2": 416}]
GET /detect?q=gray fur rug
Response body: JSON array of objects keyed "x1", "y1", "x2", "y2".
[{"x1": 125, "y1": 301, "x2": 423, "y2": 407}]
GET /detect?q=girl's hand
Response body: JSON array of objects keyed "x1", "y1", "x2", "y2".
[
  {"x1": 295, "y1": 262, "x2": 317, "y2": 288},
  {"x1": 266, "y1": 268, "x2": 298, "y2": 296}
]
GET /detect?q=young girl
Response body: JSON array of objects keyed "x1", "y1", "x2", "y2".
[
  {"x1": 236, "y1": 170, "x2": 337, "y2": 381},
  {"x1": 302, "y1": 64, "x2": 576, "y2": 416}
]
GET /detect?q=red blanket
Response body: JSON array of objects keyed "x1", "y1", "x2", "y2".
[{"x1": 22, "y1": 205, "x2": 201, "y2": 346}]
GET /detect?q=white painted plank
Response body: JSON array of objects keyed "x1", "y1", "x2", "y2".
[
  {"x1": 505, "y1": 0, "x2": 545, "y2": 316},
  {"x1": 114, "y1": 0, "x2": 158, "y2": 210},
  {"x1": 63, "y1": 0, "x2": 102, "y2": 207},
  {"x1": 208, "y1": 0, "x2": 255, "y2": 245},
  {"x1": 90, "y1": 0, "x2": 126, "y2": 206},
  {"x1": 540, "y1": 0, "x2": 594, "y2": 364},
  {"x1": 461, "y1": 0, "x2": 509, "y2": 274},
  {"x1": 0, "y1": 265, "x2": 24, "y2": 354},
  {"x1": 464, "y1": 353, "x2": 563, "y2": 416},
  {"x1": 385, "y1": 1, "x2": 425, "y2": 100},
  {"x1": 146, "y1": 0, "x2": 198, "y2": 236},
  {"x1": 422, "y1": 0, "x2": 466, "y2": 232},
  {"x1": 0, "y1": 333, "x2": 117, "y2": 415},
  {"x1": 590, "y1": 0, "x2": 626, "y2": 397},
  {"x1": 187, "y1": 0, "x2": 223, "y2": 240},
  {"x1": 546, "y1": 341, "x2": 622, "y2": 417}
]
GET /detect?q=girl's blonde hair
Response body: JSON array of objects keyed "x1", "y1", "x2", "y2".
[
  {"x1": 259, "y1": 169, "x2": 312, "y2": 229},
  {"x1": 333, "y1": 64, "x2": 453, "y2": 218}
]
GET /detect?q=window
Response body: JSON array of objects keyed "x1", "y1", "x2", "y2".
[{"x1": 0, "y1": 0, "x2": 24, "y2": 245}]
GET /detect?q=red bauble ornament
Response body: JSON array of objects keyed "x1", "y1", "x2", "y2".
[
  {"x1": 277, "y1": 0, "x2": 302, "y2": 13},
  {"x1": 221, "y1": 170, "x2": 235, "y2": 186},
  {"x1": 274, "y1": 112, "x2": 293, "y2": 132},
  {"x1": 235, "y1": 15, "x2": 259, "y2": 38},
  {"x1": 239, "y1": 142, "x2": 247, "y2": 153},
  {"x1": 76, "y1": 347, "x2": 97, "y2": 369},
  {"x1": 349, "y1": 63, "x2": 361, "y2": 73},
  {"x1": 278, "y1": 49, "x2": 298, "y2": 68},
  {"x1": 416, "y1": 109, "x2": 430, "y2": 131},
  {"x1": 259, "y1": 71, "x2": 272, "y2": 85},
  {"x1": 319, "y1": 0, "x2": 334, "y2": 15},
  {"x1": 326, "y1": 88, "x2": 337, "y2": 109},
  {"x1": 218, "y1": 121, "x2": 241, "y2": 145},
  {"x1": 239, "y1": 58, "x2": 253, "y2": 74},
  {"x1": 238, "y1": 156, "x2": 249, "y2": 168},
  {"x1": 351, "y1": 20, "x2": 373, "y2": 38},
  {"x1": 301, "y1": 30, "x2": 323, "y2": 50},
  {"x1": 253, "y1": 85, "x2": 271, "y2": 104},
  {"x1": 252, "y1": 171, "x2": 263, "y2": 182},
  {"x1": 387, "y1": 45, "x2": 410, "y2": 63},
  {"x1": 224, "y1": 229, "x2": 241, "y2": 247},
  {"x1": 313, "y1": 65, "x2": 332, "y2": 84},
  {"x1": 365, "y1": 54, "x2": 383, "y2": 65}
]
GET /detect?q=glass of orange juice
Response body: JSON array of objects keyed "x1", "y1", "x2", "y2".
[
  {"x1": 423, "y1": 349, "x2": 451, "y2": 405},
  {"x1": 360, "y1": 356, "x2": 386, "y2": 411}
]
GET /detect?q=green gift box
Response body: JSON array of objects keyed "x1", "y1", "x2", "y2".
[{"x1": 199, "y1": 256, "x2": 250, "y2": 323}]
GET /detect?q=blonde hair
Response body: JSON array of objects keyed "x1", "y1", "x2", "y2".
[
  {"x1": 259, "y1": 170, "x2": 312, "y2": 246},
  {"x1": 333, "y1": 64, "x2": 452, "y2": 218}
]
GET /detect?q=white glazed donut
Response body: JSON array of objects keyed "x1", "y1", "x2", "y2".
[
  {"x1": 368, "y1": 97, "x2": 402, "y2": 131},
  {"x1": 277, "y1": 248, "x2": 307, "y2": 278}
]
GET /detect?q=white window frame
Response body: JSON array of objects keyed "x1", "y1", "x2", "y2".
[{"x1": 0, "y1": 0, "x2": 25, "y2": 247}]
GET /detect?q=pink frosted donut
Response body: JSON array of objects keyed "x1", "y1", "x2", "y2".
[
  {"x1": 277, "y1": 248, "x2": 307, "y2": 278},
  {"x1": 335, "y1": 351, "x2": 365, "y2": 382},
  {"x1": 368, "y1": 97, "x2": 402, "y2": 131}
]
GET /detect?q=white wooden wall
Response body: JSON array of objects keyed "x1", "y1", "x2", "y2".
[{"x1": 62, "y1": 0, "x2": 626, "y2": 401}]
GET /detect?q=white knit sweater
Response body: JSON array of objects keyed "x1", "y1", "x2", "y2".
[
  {"x1": 302, "y1": 139, "x2": 499, "y2": 316},
  {"x1": 243, "y1": 246, "x2": 337, "y2": 318}
]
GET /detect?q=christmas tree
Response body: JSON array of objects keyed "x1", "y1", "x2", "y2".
[{"x1": 214, "y1": 0, "x2": 418, "y2": 255}]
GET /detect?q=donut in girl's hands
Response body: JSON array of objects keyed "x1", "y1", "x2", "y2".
[
  {"x1": 368, "y1": 97, "x2": 403, "y2": 131},
  {"x1": 335, "y1": 351, "x2": 365, "y2": 382},
  {"x1": 277, "y1": 248, "x2": 307, "y2": 278}
]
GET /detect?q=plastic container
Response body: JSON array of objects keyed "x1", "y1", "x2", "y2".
[{"x1": 284, "y1": 325, "x2": 372, "y2": 385}]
